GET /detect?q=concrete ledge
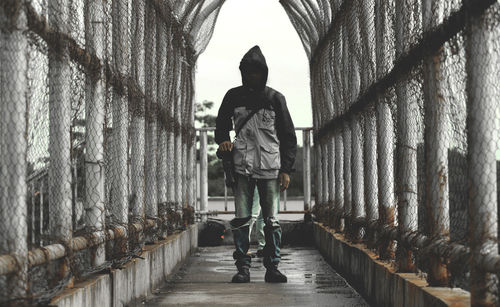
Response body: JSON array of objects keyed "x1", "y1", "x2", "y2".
[
  {"x1": 313, "y1": 222, "x2": 470, "y2": 307},
  {"x1": 50, "y1": 224, "x2": 198, "y2": 307}
]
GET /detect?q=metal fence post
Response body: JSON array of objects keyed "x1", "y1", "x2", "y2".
[
  {"x1": 156, "y1": 10, "x2": 168, "y2": 238},
  {"x1": 0, "y1": 4, "x2": 29, "y2": 300},
  {"x1": 328, "y1": 137, "x2": 335, "y2": 223},
  {"x1": 200, "y1": 130, "x2": 208, "y2": 222},
  {"x1": 322, "y1": 142, "x2": 329, "y2": 208},
  {"x1": 130, "y1": 0, "x2": 146, "y2": 243},
  {"x1": 174, "y1": 51, "x2": 183, "y2": 224},
  {"x1": 333, "y1": 26, "x2": 345, "y2": 232},
  {"x1": 422, "y1": 0, "x2": 450, "y2": 286},
  {"x1": 351, "y1": 116, "x2": 365, "y2": 241},
  {"x1": 111, "y1": 0, "x2": 130, "y2": 251},
  {"x1": 303, "y1": 129, "x2": 311, "y2": 211},
  {"x1": 181, "y1": 60, "x2": 189, "y2": 214},
  {"x1": 166, "y1": 31, "x2": 176, "y2": 226},
  {"x1": 343, "y1": 122, "x2": 352, "y2": 234},
  {"x1": 375, "y1": 0, "x2": 396, "y2": 259},
  {"x1": 85, "y1": 0, "x2": 107, "y2": 267},
  {"x1": 48, "y1": 0, "x2": 72, "y2": 247},
  {"x1": 144, "y1": 2, "x2": 158, "y2": 240},
  {"x1": 315, "y1": 143, "x2": 323, "y2": 207},
  {"x1": 465, "y1": 1, "x2": 499, "y2": 304},
  {"x1": 359, "y1": 0, "x2": 378, "y2": 247},
  {"x1": 395, "y1": 0, "x2": 419, "y2": 272},
  {"x1": 186, "y1": 68, "x2": 197, "y2": 219}
]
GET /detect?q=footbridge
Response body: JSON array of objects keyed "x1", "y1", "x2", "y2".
[{"x1": 0, "y1": 0, "x2": 499, "y2": 306}]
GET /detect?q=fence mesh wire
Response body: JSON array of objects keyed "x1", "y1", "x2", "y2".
[
  {"x1": 0, "y1": 0, "x2": 224, "y2": 304},
  {"x1": 1, "y1": 0, "x2": 499, "y2": 305},
  {"x1": 281, "y1": 0, "x2": 500, "y2": 304}
]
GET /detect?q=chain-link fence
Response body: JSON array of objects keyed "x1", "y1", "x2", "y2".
[
  {"x1": 0, "y1": 0, "x2": 224, "y2": 304},
  {"x1": 281, "y1": 0, "x2": 500, "y2": 305}
]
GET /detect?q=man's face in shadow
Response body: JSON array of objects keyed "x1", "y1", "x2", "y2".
[{"x1": 246, "y1": 69, "x2": 264, "y2": 90}]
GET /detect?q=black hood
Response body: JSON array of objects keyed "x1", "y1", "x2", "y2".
[{"x1": 239, "y1": 45, "x2": 269, "y2": 91}]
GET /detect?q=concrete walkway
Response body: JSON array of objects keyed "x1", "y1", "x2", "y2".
[{"x1": 140, "y1": 245, "x2": 369, "y2": 307}]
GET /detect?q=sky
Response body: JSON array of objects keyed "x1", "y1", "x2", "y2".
[{"x1": 195, "y1": 0, "x2": 312, "y2": 130}]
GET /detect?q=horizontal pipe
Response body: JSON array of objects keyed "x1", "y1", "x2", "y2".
[
  {"x1": 207, "y1": 210, "x2": 308, "y2": 215},
  {"x1": 0, "y1": 220, "x2": 156, "y2": 275},
  {"x1": 195, "y1": 127, "x2": 313, "y2": 132},
  {"x1": 321, "y1": 214, "x2": 500, "y2": 274}
]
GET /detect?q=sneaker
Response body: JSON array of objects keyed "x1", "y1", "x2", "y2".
[
  {"x1": 265, "y1": 268, "x2": 287, "y2": 283},
  {"x1": 231, "y1": 267, "x2": 250, "y2": 283},
  {"x1": 256, "y1": 249, "x2": 264, "y2": 258}
]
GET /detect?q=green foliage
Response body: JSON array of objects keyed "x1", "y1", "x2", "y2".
[{"x1": 195, "y1": 100, "x2": 216, "y2": 128}]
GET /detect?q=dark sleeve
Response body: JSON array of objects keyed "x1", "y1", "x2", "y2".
[
  {"x1": 215, "y1": 90, "x2": 233, "y2": 145},
  {"x1": 274, "y1": 93, "x2": 297, "y2": 174}
]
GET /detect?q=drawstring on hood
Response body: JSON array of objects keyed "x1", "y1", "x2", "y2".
[{"x1": 239, "y1": 45, "x2": 269, "y2": 92}]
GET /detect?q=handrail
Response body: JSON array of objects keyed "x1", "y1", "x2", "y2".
[{"x1": 195, "y1": 127, "x2": 313, "y2": 219}]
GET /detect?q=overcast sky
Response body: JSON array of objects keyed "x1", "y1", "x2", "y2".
[{"x1": 195, "y1": 0, "x2": 312, "y2": 129}]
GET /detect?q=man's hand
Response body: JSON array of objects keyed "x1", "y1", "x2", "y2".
[
  {"x1": 280, "y1": 172, "x2": 290, "y2": 191},
  {"x1": 218, "y1": 141, "x2": 233, "y2": 152}
]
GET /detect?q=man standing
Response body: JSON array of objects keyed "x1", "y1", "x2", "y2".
[{"x1": 215, "y1": 45, "x2": 297, "y2": 283}]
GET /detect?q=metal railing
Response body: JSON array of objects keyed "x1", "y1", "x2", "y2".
[
  {"x1": 281, "y1": 0, "x2": 500, "y2": 304},
  {"x1": 0, "y1": 0, "x2": 225, "y2": 304},
  {"x1": 196, "y1": 127, "x2": 313, "y2": 220}
]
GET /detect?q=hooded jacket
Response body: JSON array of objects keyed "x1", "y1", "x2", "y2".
[{"x1": 215, "y1": 46, "x2": 297, "y2": 178}]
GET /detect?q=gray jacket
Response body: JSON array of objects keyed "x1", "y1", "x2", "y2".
[{"x1": 233, "y1": 106, "x2": 281, "y2": 179}]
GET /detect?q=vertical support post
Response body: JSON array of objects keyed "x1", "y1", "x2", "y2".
[
  {"x1": 351, "y1": 117, "x2": 365, "y2": 241},
  {"x1": 395, "y1": 0, "x2": 419, "y2": 272},
  {"x1": 48, "y1": 0, "x2": 73, "y2": 247},
  {"x1": 342, "y1": 22, "x2": 352, "y2": 235},
  {"x1": 144, "y1": 2, "x2": 158, "y2": 237},
  {"x1": 333, "y1": 26, "x2": 344, "y2": 232},
  {"x1": 348, "y1": 6, "x2": 364, "y2": 241},
  {"x1": 359, "y1": 0, "x2": 378, "y2": 247},
  {"x1": 0, "y1": 4, "x2": 28, "y2": 299},
  {"x1": 343, "y1": 122, "x2": 352, "y2": 234},
  {"x1": 364, "y1": 109, "x2": 378, "y2": 245},
  {"x1": 322, "y1": 142, "x2": 329, "y2": 205},
  {"x1": 200, "y1": 130, "x2": 208, "y2": 222},
  {"x1": 303, "y1": 129, "x2": 311, "y2": 211},
  {"x1": 156, "y1": 11, "x2": 168, "y2": 237},
  {"x1": 196, "y1": 161, "x2": 201, "y2": 217},
  {"x1": 375, "y1": 0, "x2": 396, "y2": 259},
  {"x1": 40, "y1": 179, "x2": 45, "y2": 246},
  {"x1": 422, "y1": 0, "x2": 449, "y2": 286},
  {"x1": 111, "y1": 0, "x2": 129, "y2": 250},
  {"x1": 316, "y1": 144, "x2": 323, "y2": 206},
  {"x1": 185, "y1": 64, "x2": 196, "y2": 224},
  {"x1": 334, "y1": 128, "x2": 344, "y2": 231},
  {"x1": 30, "y1": 182, "x2": 35, "y2": 247},
  {"x1": 465, "y1": 2, "x2": 499, "y2": 304},
  {"x1": 181, "y1": 61, "x2": 188, "y2": 213},
  {"x1": 166, "y1": 31, "x2": 176, "y2": 227},
  {"x1": 130, "y1": 0, "x2": 146, "y2": 245},
  {"x1": 84, "y1": 0, "x2": 106, "y2": 266},
  {"x1": 328, "y1": 137, "x2": 335, "y2": 224},
  {"x1": 174, "y1": 50, "x2": 183, "y2": 225}
]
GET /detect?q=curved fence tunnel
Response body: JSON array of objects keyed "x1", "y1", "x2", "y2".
[{"x1": 0, "y1": 0, "x2": 499, "y2": 306}]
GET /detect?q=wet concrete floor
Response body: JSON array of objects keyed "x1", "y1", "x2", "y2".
[{"x1": 140, "y1": 245, "x2": 369, "y2": 307}]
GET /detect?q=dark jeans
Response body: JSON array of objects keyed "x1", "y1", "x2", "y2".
[{"x1": 231, "y1": 173, "x2": 282, "y2": 270}]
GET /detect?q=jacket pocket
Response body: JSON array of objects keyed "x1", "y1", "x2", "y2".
[
  {"x1": 233, "y1": 141, "x2": 246, "y2": 167},
  {"x1": 259, "y1": 109, "x2": 276, "y2": 131},
  {"x1": 259, "y1": 143, "x2": 280, "y2": 170}
]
